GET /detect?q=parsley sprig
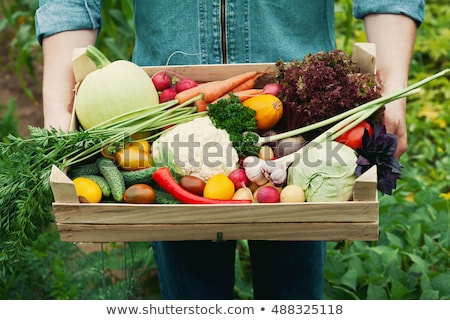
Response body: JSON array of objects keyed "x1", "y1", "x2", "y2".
[{"x1": 208, "y1": 94, "x2": 261, "y2": 157}]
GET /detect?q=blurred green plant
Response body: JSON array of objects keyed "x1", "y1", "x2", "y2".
[
  {"x1": 0, "y1": 100, "x2": 18, "y2": 140},
  {"x1": 323, "y1": 0, "x2": 450, "y2": 300},
  {"x1": 0, "y1": 0, "x2": 41, "y2": 101}
]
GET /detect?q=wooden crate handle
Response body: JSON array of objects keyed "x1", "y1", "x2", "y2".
[
  {"x1": 352, "y1": 42, "x2": 376, "y2": 74},
  {"x1": 353, "y1": 165, "x2": 378, "y2": 201},
  {"x1": 50, "y1": 165, "x2": 79, "y2": 203}
]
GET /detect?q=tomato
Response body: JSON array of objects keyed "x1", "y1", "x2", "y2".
[
  {"x1": 203, "y1": 174, "x2": 235, "y2": 200},
  {"x1": 73, "y1": 177, "x2": 103, "y2": 203},
  {"x1": 127, "y1": 140, "x2": 151, "y2": 153},
  {"x1": 124, "y1": 184, "x2": 156, "y2": 204},
  {"x1": 179, "y1": 175, "x2": 206, "y2": 196},
  {"x1": 115, "y1": 145, "x2": 154, "y2": 170},
  {"x1": 335, "y1": 120, "x2": 373, "y2": 150}
]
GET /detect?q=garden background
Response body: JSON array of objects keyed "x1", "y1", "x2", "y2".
[{"x1": 0, "y1": 0, "x2": 448, "y2": 299}]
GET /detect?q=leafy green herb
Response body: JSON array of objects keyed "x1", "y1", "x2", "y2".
[
  {"x1": 208, "y1": 94, "x2": 260, "y2": 157},
  {"x1": 356, "y1": 123, "x2": 402, "y2": 195}
]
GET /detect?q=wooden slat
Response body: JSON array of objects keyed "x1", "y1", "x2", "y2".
[
  {"x1": 142, "y1": 63, "x2": 276, "y2": 83},
  {"x1": 57, "y1": 221, "x2": 379, "y2": 242},
  {"x1": 352, "y1": 43, "x2": 376, "y2": 74},
  {"x1": 53, "y1": 201, "x2": 378, "y2": 224}
]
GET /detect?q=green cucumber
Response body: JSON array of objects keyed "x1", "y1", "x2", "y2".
[
  {"x1": 96, "y1": 157, "x2": 126, "y2": 202},
  {"x1": 67, "y1": 162, "x2": 100, "y2": 178},
  {"x1": 121, "y1": 166, "x2": 157, "y2": 187},
  {"x1": 154, "y1": 187, "x2": 181, "y2": 204},
  {"x1": 79, "y1": 174, "x2": 111, "y2": 198}
]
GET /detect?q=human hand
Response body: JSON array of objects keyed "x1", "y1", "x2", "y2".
[{"x1": 383, "y1": 98, "x2": 407, "y2": 159}]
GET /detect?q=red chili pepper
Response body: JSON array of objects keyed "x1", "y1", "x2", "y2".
[{"x1": 152, "y1": 167, "x2": 252, "y2": 204}]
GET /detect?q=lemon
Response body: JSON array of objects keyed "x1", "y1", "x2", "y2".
[
  {"x1": 203, "y1": 174, "x2": 235, "y2": 200},
  {"x1": 73, "y1": 177, "x2": 103, "y2": 203}
]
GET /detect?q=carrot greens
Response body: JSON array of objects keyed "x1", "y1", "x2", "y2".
[{"x1": 0, "y1": 95, "x2": 205, "y2": 271}]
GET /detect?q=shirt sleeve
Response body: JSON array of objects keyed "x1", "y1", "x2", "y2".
[
  {"x1": 353, "y1": 0, "x2": 425, "y2": 26},
  {"x1": 35, "y1": 0, "x2": 102, "y2": 45}
]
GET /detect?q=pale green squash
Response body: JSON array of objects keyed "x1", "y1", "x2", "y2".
[{"x1": 74, "y1": 45, "x2": 159, "y2": 129}]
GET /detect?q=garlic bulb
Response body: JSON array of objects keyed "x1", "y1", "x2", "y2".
[
  {"x1": 242, "y1": 156, "x2": 268, "y2": 186},
  {"x1": 261, "y1": 160, "x2": 288, "y2": 186}
]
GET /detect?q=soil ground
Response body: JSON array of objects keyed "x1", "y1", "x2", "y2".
[{"x1": 0, "y1": 36, "x2": 44, "y2": 137}]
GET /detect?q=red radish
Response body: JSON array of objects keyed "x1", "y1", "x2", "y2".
[
  {"x1": 175, "y1": 77, "x2": 198, "y2": 93},
  {"x1": 152, "y1": 71, "x2": 172, "y2": 91},
  {"x1": 256, "y1": 185, "x2": 280, "y2": 203},
  {"x1": 159, "y1": 87, "x2": 177, "y2": 103},
  {"x1": 263, "y1": 83, "x2": 282, "y2": 96},
  {"x1": 228, "y1": 168, "x2": 250, "y2": 190}
]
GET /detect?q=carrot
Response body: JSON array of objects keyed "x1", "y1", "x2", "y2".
[
  {"x1": 211, "y1": 88, "x2": 264, "y2": 104},
  {"x1": 231, "y1": 73, "x2": 262, "y2": 92},
  {"x1": 194, "y1": 99, "x2": 209, "y2": 112},
  {"x1": 201, "y1": 71, "x2": 258, "y2": 102},
  {"x1": 174, "y1": 82, "x2": 210, "y2": 104},
  {"x1": 175, "y1": 71, "x2": 258, "y2": 105}
]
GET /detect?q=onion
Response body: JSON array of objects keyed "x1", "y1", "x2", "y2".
[
  {"x1": 263, "y1": 83, "x2": 282, "y2": 96},
  {"x1": 274, "y1": 136, "x2": 306, "y2": 158},
  {"x1": 232, "y1": 187, "x2": 254, "y2": 201}
]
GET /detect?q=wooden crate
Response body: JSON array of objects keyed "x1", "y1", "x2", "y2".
[
  {"x1": 50, "y1": 164, "x2": 378, "y2": 242},
  {"x1": 51, "y1": 43, "x2": 379, "y2": 243}
]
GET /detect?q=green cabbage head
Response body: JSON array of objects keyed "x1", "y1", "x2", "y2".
[{"x1": 287, "y1": 141, "x2": 357, "y2": 202}]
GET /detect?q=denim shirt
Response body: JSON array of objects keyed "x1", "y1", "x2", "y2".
[{"x1": 35, "y1": 0, "x2": 424, "y2": 66}]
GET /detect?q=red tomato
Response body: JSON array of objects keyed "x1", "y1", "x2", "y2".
[
  {"x1": 335, "y1": 120, "x2": 373, "y2": 150},
  {"x1": 179, "y1": 175, "x2": 206, "y2": 196},
  {"x1": 124, "y1": 184, "x2": 156, "y2": 204}
]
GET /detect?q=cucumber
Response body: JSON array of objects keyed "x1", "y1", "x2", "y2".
[
  {"x1": 154, "y1": 187, "x2": 181, "y2": 204},
  {"x1": 121, "y1": 166, "x2": 157, "y2": 187},
  {"x1": 67, "y1": 162, "x2": 100, "y2": 178},
  {"x1": 78, "y1": 174, "x2": 111, "y2": 198},
  {"x1": 96, "y1": 157, "x2": 126, "y2": 202}
]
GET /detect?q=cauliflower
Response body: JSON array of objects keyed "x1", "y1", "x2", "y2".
[{"x1": 152, "y1": 117, "x2": 239, "y2": 181}]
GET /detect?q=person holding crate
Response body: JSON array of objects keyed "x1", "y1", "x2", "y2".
[{"x1": 35, "y1": 0, "x2": 424, "y2": 299}]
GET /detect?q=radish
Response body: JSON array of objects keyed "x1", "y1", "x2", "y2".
[
  {"x1": 175, "y1": 77, "x2": 198, "y2": 93},
  {"x1": 228, "y1": 168, "x2": 250, "y2": 190},
  {"x1": 152, "y1": 71, "x2": 172, "y2": 91},
  {"x1": 255, "y1": 185, "x2": 280, "y2": 203},
  {"x1": 263, "y1": 83, "x2": 281, "y2": 96},
  {"x1": 159, "y1": 87, "x2": 177, "y2": 103}
]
